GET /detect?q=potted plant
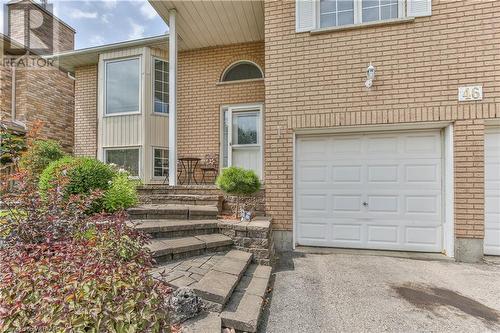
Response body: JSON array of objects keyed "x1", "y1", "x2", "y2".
[{"x1": 215, "y1": 166, "x2": 261, "y2": 221}]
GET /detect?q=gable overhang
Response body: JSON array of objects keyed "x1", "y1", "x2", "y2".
[
  {"x1": 149, "y1": 0, "x2": 264, "y2": 50},
  {"x1": 46, "y1": 35, "x2": 169, "y2": 72}
]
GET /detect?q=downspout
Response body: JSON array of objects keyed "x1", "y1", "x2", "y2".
[{"x1": 11, "y1": 66, "x2": 16, "y2": 121}]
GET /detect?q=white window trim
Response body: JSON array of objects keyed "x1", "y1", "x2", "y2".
[
  {"x1": 103, "y1": 56, "x2": 142, "y2": 117},
  {"x1": 152, "y1": 146, "x2": 169, "y2": 179},
  {"x1": 103, "y1": 146, "x2": 142, "y2": 179},
  {"x1": 151, "y1": 56, "x2": 169, "y2": 117},
  {"x1": 220, "y1": 60, "x2": 264, "y2": 83},
  {"x1": 315, "y1": 0, "x2": 406, "y2": 30}
]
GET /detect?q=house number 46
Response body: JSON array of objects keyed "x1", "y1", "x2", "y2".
[{"x1": 458, "y1": 86, "x2": 483, "y2": 102}]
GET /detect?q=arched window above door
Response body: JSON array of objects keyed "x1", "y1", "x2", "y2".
[{"x1": 220, "y1": 61, "x2": 263, "y2": 82}]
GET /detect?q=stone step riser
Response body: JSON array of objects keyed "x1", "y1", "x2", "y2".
[
  {"x1": 140, "y1": 198, "x2": 220, "y2": 207},
  {"x1": 146, "y1": 228, "x2": 219, "y2": 239},
  {"x1": 129, "y1": 212, "x2": 218, "y2": 220},
  {"x1": 153, "y1": 244, "x2": 233, "y2": 265}
]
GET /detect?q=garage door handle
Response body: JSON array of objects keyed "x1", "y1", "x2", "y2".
[{"x1": 362, "y1": 202, "x2": 368, "y2": 207}]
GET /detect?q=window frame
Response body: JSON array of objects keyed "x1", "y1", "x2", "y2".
[
  {"x1": 104, "y1": 56, "x2": 142, "y2": 117},
  {"x1": 103, "y1": 146, "x2": 141, "y2": 178},
  {"x1": 152, "y1": 57, "x2": 169, "y2": 116},
  {"x1": 316, "y1": 0, "x2": 405, "y2": 29},
  {"x1": 152, "y1": 147, "x2": 169, "y2": 179},
  {"x1": 219, "y1": 60, "x2": 264, "y2": 84}
]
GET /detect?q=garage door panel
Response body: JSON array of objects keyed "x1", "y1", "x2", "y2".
[
  {"x1": 367, "y1": 225, "x2": 398, "y2": 243},
  {"x1": 332, "y1": 166, "x2": 362, "y2": 183},
  {"x1": 367, "y1": 165, "x2": 399, "y2": 182},
  {"x1": 405, "y1": 164, "x2": 439, "y2": 183},
  {"x1": 485, "y1": 127, "x2": 500, "y2": 255},
  {"x1": 296, "y1": 130, "x2": 443, "y2": 253}
]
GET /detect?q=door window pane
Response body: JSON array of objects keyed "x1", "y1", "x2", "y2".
[
  {"x1": 105, "y1": 148, "x2": 139, "y2": 176},
  {"x1": 232, "y1": 113, "x2": 259, "y2": 145},
  {"x1": 105, "y1": 58, "x2": 140, "y2": 115}
]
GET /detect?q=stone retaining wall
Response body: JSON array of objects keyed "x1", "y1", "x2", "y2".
[{"x1": 218, "y1": 217, "x2": 274, "y2": 266}]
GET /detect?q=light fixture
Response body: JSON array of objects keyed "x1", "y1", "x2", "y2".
[{"x1": 365, "y1": 63, "x2": 376, "y2": 89}]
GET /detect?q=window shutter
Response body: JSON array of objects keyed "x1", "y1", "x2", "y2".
[
  {"x1": 407, "y1": 0, "x2": 432, "y2": 17},
  {"x1": 296, "y1": 0, "x2": 316, "y2": 32}
]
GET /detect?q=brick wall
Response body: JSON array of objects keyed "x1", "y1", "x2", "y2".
[
  {"x1": 264, "y1": 0, "x2": 500, "y2": 237},
  {"x1": 0, "y1": 66, "x2": 12, "y2": 120},
  {"x1": 7, "y1": 0, "x2": 75, "y2": 53},
  {"x1": 177, "y1": 42, "x2": 265, "y2": 162},
  {"x1": 13, "y1": 67, "x2": 75, "y2": 151},
  {"x1": 74, "y1": 65, "x2": 98, "y2": 157}
]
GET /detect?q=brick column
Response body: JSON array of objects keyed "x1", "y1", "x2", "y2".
[
  {"x1": 454, "y1": 119, "x2": 485, "y2": 262},
  {"x1": 74, "y1": 65, "x2": 98, "y2": 157}
]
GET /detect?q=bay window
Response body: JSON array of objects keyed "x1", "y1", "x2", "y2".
[
  {"x1": 104, "y1": 148, "x2": 140, "y2": 177},
  {"x1": 105, "y1": 57, "x2": 140, "y2": 115},
  {"x1": 153, "y1": 58, "x2": 169, "y2": 114}
]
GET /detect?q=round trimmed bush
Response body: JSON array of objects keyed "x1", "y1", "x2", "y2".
[
  {"x1": 19, "y1": 139, "x2": 66, "y2": 177},
  {"x1": 216, "y1": 166, "x2": 261, "y2": 196}
]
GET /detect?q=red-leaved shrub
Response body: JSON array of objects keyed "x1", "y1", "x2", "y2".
[{"x1": 0, "y1": 172, "x2": 171, "y2": 332}]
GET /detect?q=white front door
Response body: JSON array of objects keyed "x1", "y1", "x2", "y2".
[
  {"x1": 485, "y1": 127, "x2": 500, "y2": 255},
  {"x1": 222, "y1": 105, "x2": 262, "y2": 178},
  {"x1": 295, "y1": 130, "x2": 444, "y2": 252}
]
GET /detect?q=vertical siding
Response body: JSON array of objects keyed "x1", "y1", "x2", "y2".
[{"x1": 97, "y1": 47, "x2": 146, "y2": 179}]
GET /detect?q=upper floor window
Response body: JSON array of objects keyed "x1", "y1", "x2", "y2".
[
  {"x1": 221, "y1": 61, "x2": 263, "y2": 82},
  {"x1": 153, "y1": 58, "x2": 169, "y2": 114},
  {"x1": 105, "y1": 57, "x2": 140, "y2": 115},
  {"x1": 319, "y1": 0, "x2": 400, "y2": 29}
]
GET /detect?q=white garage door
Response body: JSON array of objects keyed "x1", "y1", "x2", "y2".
[
  {"x1": 485, "y1": 127, "x2": 500, "y2": 255},
  {"x1": 296, "y1": 130, "x2": 443, "y2": 252}
]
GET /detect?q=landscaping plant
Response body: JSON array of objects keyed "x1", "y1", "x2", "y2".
[
  {"x1": 0, "y1": 171, "x2": 171, "y2": 332},
  {"x1": 19, "y1": 139, "x2": 66, "y2": 177},
  {"x1": 215, "y1": 166, "x2": 261, "y2": 218},
  {"x1": 38, "y1": 156, "x2": 137, "y2": 214}
]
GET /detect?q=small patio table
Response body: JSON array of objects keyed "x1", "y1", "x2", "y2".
[{"x1": 178, "y1": 157, "x2": 201, "y2": 185}]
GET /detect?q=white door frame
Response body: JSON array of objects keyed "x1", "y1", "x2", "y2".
[
  {"x1": 220, "y1": 103, "x2": 264, "y2": 178},
  {"x1": 292, "y1": 122, "x2": 454, "y2": 257}
]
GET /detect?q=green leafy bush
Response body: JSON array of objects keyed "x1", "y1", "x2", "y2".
[
  {"x1": 39, "y1": 156, "x2": 114, "y2": 195},
  {"x1": 216, "y1": 167, "x2": 261, "y2": 217},
  {"x1": 39, "y1": 157, "x2": 137, "y2": 214},
  {"x1": 0, "y1": 131, "x2": 26, "y2": 165},
  {"x1": 19, "y1": 139, "x2": 65, "y2": 176},
  {"x1": 103, "y1": 172, "x2": 139, "y2": 213}
]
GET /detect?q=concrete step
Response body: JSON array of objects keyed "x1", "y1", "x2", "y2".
[
  {"x1": 221, "y1": 264, "x2": 272, "y2": 333},
  {"x1": 192, "y1": 250, "x2": 253, "y2": 310},
  {"x1": 139, "y1": 193, "x2": 221, "y2": 207},
  {"x1": 148, "y1": 234, "x2": 233, "y2": 263},
  {"x1": 128, "y1": 204, "x2": 218, "y2": 220},
  {"x1": 133, "y1": 219, "x2": 219, "y2": 238}
]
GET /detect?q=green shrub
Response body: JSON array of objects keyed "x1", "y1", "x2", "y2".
[
  {"x1": 103, "y1": 172, "x2": 139, "y2": 213},
  {"x1": 38, "y1": 157, "x2": 137, "y2": 214},
  {"x1": 39, "y1": 157, "x2": 115, "y2": 197},
  {"x1": 216, "y1": 167, "x2": 261, "y2": 217},
  {"x1": 216, "y1": 166, "x2": 261, "y2": 196},
  {"x1": 19, "y1": 139, "x2": 65, "y2": 176}
]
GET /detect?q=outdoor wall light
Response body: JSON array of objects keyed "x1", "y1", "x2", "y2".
[{"x1": 365, "y1": 63, "x2": 376, "y2": 89}]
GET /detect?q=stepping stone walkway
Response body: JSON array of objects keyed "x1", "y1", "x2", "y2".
[{"x1": 129, "y1": 194, "x2": 273, "y2": 333}]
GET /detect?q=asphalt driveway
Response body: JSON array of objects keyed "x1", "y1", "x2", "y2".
[{"x1": 260, "y1": 249, "x2": 500, "y2": 333}]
